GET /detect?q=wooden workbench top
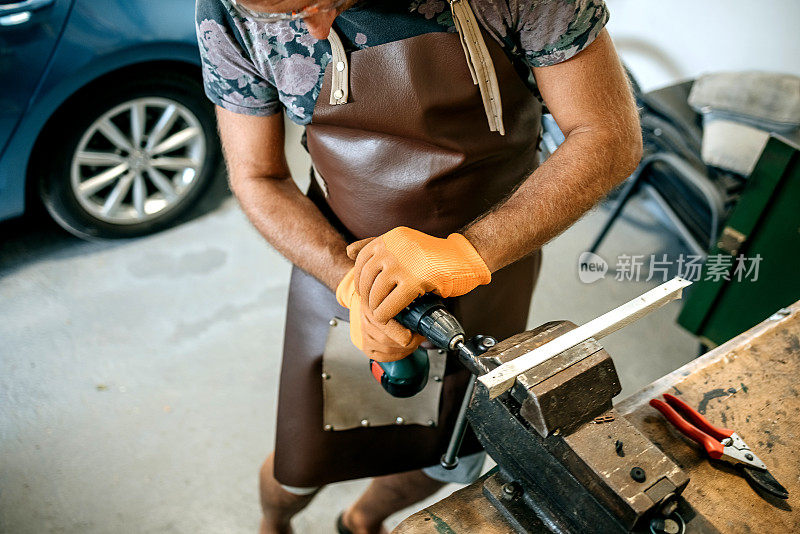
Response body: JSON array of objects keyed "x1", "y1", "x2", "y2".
[{"x1": 617, "y1": 302, "x2": 800, "y2": 532}]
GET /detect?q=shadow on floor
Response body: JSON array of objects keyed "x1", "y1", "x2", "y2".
[{"x1": 0, "y1": 164, "x2": 231, "y2": 277}]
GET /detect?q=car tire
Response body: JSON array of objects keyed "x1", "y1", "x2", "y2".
[{"x1": 38, "y1": 69, "x2": 220, "y2": 239}]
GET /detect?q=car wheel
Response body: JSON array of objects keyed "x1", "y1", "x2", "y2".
[{"x1": 38, "y1": 70, "x2": 220, "y2": 239}]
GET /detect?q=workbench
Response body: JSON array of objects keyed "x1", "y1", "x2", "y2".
[{"x1": 395, "y1": 301, "x2": 800, "y2": 533}]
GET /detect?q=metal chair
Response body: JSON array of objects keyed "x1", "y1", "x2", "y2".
[{"x1": 585, "y1": 80, "x2": 745, "y2": 256}]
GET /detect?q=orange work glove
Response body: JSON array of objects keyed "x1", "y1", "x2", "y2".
[
  {"x1": 335, "y1": 268, "x2": 426, "y2": 362},
  {"x1": 347, "y1": 227, "x2": 492, "y2": 324}
]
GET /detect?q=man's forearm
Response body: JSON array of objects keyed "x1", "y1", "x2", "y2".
[
  {"x1": 464, "y1": 30, "x2": 642, "y2": 273},
  {"x1": 464, "y1": 126, "x2": 641, "y2": 273},
  {"x1": 231, "y1": 174, "x2": 352, "y2": 292},
  {"x1": 216, "y1": 108, "x2": 352, "y2": 292}
]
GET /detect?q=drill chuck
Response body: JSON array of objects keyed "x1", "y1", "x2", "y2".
[
  {"x1": 395, "y1": 294, "x2": 466, "y2": 352},
  {"x1": 373, "y1": 294, "x2": 467, "y2": 398}
]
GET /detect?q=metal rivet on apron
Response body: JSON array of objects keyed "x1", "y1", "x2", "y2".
[
  {"x1": 321, "y1": 372, "x2": 330, "y2": 380},
  {"x1": 360, "y1": 419, "x2": 370, "y2": 427},
  {"x1": 336, "y1": 61, "x2": 345, "y2": 72},
  {"x1": 437, "y1": 349, "x2": 445, "y2": 354},
  {"x1": 427, "y1": 420, "x2": 436, "y2": 427},
  {"x1": 324, "y1": 424, "x2": 333, "y2": 431},
  {"x1": 432, "y1": 375, "x2": 442, "y2": 382},
  {"x1": 334, "y1": 89, "x2": 344, "y2": 100},
  {"x1": 395, "y1": 417, "x2": 405, "y2": 425},
  {"x1": 329, "y1": 318, "x2": 338, "y2": 327}
]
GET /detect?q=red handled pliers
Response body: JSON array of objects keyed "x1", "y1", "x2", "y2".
[{"x1": 650, "y1": 393, "x2": 788, "y2": 500}]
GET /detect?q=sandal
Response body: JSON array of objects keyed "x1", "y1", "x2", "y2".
[{"x1": 336, "y1": 512, "x2": 353, "y2": 534}]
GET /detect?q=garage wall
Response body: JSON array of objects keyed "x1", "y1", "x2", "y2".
[{"x1": 606, "y1": 0, "x2": 800, "y2": 91}]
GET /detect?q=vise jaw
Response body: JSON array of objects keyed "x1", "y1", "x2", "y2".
[{"x1": 469, "y1": 321, "x2": 689, "y2": 533}]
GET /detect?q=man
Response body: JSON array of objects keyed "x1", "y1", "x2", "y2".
[{"x1": 195, "y1": 0, "x2": 641, "y2": 532}]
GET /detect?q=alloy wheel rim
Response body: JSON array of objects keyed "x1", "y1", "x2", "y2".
[{"x1": 70, "y1": 97, "x2": 207, "y2": 225}]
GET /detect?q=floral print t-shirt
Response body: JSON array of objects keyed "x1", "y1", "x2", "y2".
[{"x1": 196, "y1": 0, "x2": 609, "y2": 126}]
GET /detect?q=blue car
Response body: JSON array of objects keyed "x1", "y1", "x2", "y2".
[{"x1": 0, "y1": 0, "x2": 220, "y2": 239}]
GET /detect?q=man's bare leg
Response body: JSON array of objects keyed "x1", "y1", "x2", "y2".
[
  {"x1": 342, "y1": 469, "x2": 446, "y2": 534},
  {"x1": 259, "y1": 452, "x2": 319, "y2": 534}
]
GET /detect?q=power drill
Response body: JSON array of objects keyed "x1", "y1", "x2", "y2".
[
  {"x1": 371, "y1": 294, "x2": 497, "y2": 471},
  {"x1": 370, "y1": 294, "x2": 465, "y2": 398}
]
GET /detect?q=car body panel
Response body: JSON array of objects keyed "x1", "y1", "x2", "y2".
[
  {"x1": 0, "y1": 0, "x2": 201, "y2": 221},
  {"x1": 0, "y1": 0, "x2": 73, "y2": 161}
]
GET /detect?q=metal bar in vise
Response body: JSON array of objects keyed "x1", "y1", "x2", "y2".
[{"x1": 479, "y1": 277, "x2": 692, "y2": 398}]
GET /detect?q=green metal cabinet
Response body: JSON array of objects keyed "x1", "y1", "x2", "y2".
[{"x1": 678, "y1": 135, "x2": 800, "y2": 347}]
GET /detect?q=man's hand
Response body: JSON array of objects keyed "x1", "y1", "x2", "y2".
[
  {"x1": 336, "y1": 268, "x2": 425, "y2": 362},
  {"x1": 346, "y1": 227, "x2": 491, "y2": 324}
]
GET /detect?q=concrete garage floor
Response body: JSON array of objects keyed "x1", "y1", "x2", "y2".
[{"x1": 1, "y1": 121, "x2": 699, "y2": 533}]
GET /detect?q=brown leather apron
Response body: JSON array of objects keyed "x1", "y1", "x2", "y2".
[{"x1": 273, "y1": 24, "x2": 543, "y2": 487}]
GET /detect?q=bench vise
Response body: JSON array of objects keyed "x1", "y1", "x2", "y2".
[{"x1": 468, "y1": 320, "x2": 689, "y2": 533}]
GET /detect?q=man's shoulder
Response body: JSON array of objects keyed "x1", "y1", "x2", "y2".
[
  {"x1": 196, "y1": 0, "x2": 233, "y2": 23},
  {"x1": 471, "y1": 0, "x2": 609, "y2": 67}
]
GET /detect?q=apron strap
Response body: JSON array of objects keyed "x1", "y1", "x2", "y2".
[
  {"x1": 326, "y1": 3, "x2": 504, "y2": 134},
  {"x1": 327, "y1": 28, "x2": 350, "y2": 105},
  {"x1": 450, "y1": 0, "x2": 505, "y2": 135}
]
